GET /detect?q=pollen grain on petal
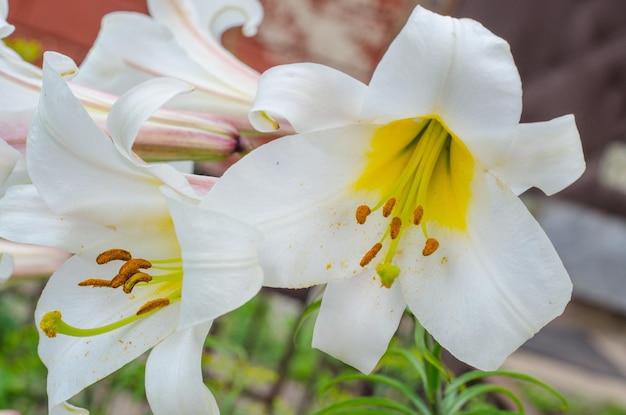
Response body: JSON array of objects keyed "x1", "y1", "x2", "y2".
[
  {"x1": 382, "y1": 198, "x2": 396, "y2": 217},
  {"x1": 355, "y1": 205, "x2": 371, "y2": 224},
  {"x1": 390, "y1": 217, "x2": 402, "y2": 240},
  {"x1": 78, "y1": 278, "x2": 113, "y2": 288},
  {"x1": 360, "y1": 242, "x2": 382, "y2": 267},
  {"x1": 422, "y1": 238, "x2": 440, "y2": 256},
  {"x1": 413, "y1": 206, "x2": 424, "y2": 225},
  {"x1": 40, "y1": 310, "x2": 62, "y2": 338},
  {"x1": 96, "y1": 249, "x2": 132, "y2": 264},
  {"x1": 136, "y1": 298, "x2": 170, "y2": 315}
]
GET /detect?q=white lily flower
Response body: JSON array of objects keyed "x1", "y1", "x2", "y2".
[
  {"x1": 0, "y1": 0, "x2": 14, "y2": 38},
  {"x1": 0, "y1": 53, "x2": 263, "y2": 414},
  {"x1": 0, "y1": 42, "x2": 239, "y2": 160},
  {"x1": 75, "y1": 0, "x2": 262, "y2": 132},
  {"x1": 203, "y1": 6, "x2": 585, "y2": 373}
]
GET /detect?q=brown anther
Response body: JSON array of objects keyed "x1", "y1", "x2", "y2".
[
  {"x1": 422, "y1": 238, "x2": 440, "y2": 256},
  {"x1": 355, "y1": 205, "x2": 371, "y2": 224},
  {"x1": 136, "y1": 298, "x2": 170, "y2": 315},
  {"x1": 111, "y1": 258, "x2": 152, "y2": 288},
  {"x1": 78, "y1": 278, "x2": 113, "y2": 288},
  {"x1": 390, "y1": 217, "x2": 402, "y2": 239},
  {"x1": 360, "y1": 243, "x2": 382, "y2": 267},
  {"x1": 382, "y1": 198, "x2": 396, "y2": 217},
  {"x1": 96, "y1": 249, "x2": 132, "y2": 264},
  {"x1": 413, "y1": 206, "x2": 424, "y2": 225},
  {"x1": 123, "y1": 272, "x2": 153, "y2": 294}
]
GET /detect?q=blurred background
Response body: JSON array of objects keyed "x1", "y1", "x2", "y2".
[{"x1": 3, "y1": 0, "x2": 626, "y2": 414}]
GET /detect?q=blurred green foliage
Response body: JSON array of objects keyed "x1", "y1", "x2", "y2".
[{"x1": 1, "y1": 283, "x2": 626, "y2": 415}]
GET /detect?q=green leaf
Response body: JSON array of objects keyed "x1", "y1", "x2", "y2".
[
  {"x1": 445, "y1": 370, "x2": 567, "y2": 411},
  {"x1": 311, "y1": 396, "x2": 417, "y2": 415},
  {"x1": 444, "y1": 384, "x2": 524, "y2": 415},
  {"x1": 293, "y1": 299, "x2": 321, "y2": 345},
  {"x1": 317, "y1": 373, "x2": 431, "y2": 415}
]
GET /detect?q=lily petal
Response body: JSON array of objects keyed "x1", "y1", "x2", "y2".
[
  {"x1": 204, "y1": 124, "x2": 380, "y2": 288},
  {"x1": 164, "y1": 189, "x2": 263, "y2": 329},
  {"x1": 145, "y1": 322, "x2": 219, "y2": 415},
  {"x1": 75, "y1": 10, "x2": 257, "y2": 127},
  {"x1": 36, "y1": 255, "x2": 180, "y2": 411},
  {"x1": 50, "y1": 402, "x2": 89, "y2": 415},
  {"x1": 399, "y1": 173, "x2": 572, "y2": 370},
  {"x1": 0, "y1": 185, "x2": 117, "y2": 253},
  {"x1": 30, "y1": 54, "x2": 167, "y2": 226},
  {"x1": 149, "y1": 0, "x2": 263, "y2": 38},
  {"x1": 106, "y1": 76, "x2": 200, "y2": 199},
  {"x1": 490, "y1": 114, "x2": 585, "y2": 196},
  {"x1": 0, "y1": 251, "x2": 13, "y2": 282},
  {"x1": 313, "y1": 273, "x2": 406, "y2": 374},
  {"x1": 0, "y1": 138, "x2": 19, "y2": 187},
  {"x1": 249, "y1": 63, "x2": 367, "y2": 133},
  {"x1": 147, "y1": 0, "x2": 261, "y2": 98},
  {"x1": 0, "y1": 0, "x2": 14, "y2": 38},
  {"x1": 361, "y1": 6, "x2": 522, "y2": 149}
]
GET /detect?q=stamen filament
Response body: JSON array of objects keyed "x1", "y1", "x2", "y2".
[
  {"x1": 40, "y1": 310, "x2": 147, "y2": 338},
  {"x1": 149, "y1": 257, "x2": 182, "y2": 264}
]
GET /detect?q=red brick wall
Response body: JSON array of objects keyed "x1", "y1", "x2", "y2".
[{"x1": 6, "y1": 0, "x2": 149, "y2": 64}]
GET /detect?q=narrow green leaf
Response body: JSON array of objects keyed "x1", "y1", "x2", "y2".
[
  {"x1": 444, "y1": 384, "x2": 524, "y2": 415},
  {"x1": 312, "y1": 396, "x2": 416, "y2": 415},
  {"x1": 445, "y1": 370, "x2": 567, "y2": 410}
]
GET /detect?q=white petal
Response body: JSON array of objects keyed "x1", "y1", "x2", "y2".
[
  {"x1": 30, "y1": 56, "x2": 168, "y2": 226},
  {"x1": 145, "y1": 322, "x2": 219, "y2": 415},
  {"x1": 361, "y1": 6, "x2": 521, "y2": 141},
  {"x1": 106, "y1": 77, "x2": 200, "y2": 199},
  {"x1": 164, "y1": 189, "x2": 263, "y2": 329},
  {"x1": 149, "y1": 0, "x2": 263, "y2": 38},
  {"x1": 0, "y1": 138, "x2": 19, "y2": 186},
  {"x1": 399, "y1": 173, "x2": 572, "y2": 370},
  {"x1": 203, "y1": 124, "x2": 380, "y2": 288},
  {"x1": 0, "y1": 251, "x2": 13, "y2": 282},
  {"x1": 42, "y1": 51, "x2": 78, "y2": 80},
  {"x1": 0, "y1": 0, "x2": 14, "y2": 38},
  {"x1": 0, "y1": 185, "x2": 117, "y2": 253},
  {"x1": 147, "y1": 0, "x2": 260, "y2": 91},
  {"x1": 489, "y1": 114, "x2": 585, "y2": 196},
  {"x1": 50, "y1": 402, "x2": 89, "y2": 415},
  {"x1": 36, "y1": 255, "x2": 180, "y2": 411},
  {"x1": 249, "y1": 63, "x2": 367, "y2": 133},
  {"x1": 312, "y1": 273, "x2": 406, "y2": 374},
  {"x1": 76, "y1": 11, "x2": 257, "y2": 115}
]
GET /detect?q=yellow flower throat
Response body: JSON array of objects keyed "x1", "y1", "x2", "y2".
[
  {"x1": 40, "y1": 248, "x2": 183, "y2": 338},
  {"x1": 354, "y1": 117, "x2": 474, "y2": 288}
]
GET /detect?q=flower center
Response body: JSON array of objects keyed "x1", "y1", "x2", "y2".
[
  {"x1": 353, "y1": 117, "x2": 474, "y2": 288},
  {"x1": 39, "y1": 248, "x2": 183, "y2": 338}
]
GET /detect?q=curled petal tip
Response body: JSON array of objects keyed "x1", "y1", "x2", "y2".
[{"x1": 43, "y1": 51, "x2": 79, "y2": 80}]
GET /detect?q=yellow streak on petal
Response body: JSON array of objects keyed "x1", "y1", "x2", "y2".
[{"x1": 424, "y1": 134, "x2": 474, "y2": 230}]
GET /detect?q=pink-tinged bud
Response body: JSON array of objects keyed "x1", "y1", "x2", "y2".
[
  {"x1": 133, "y1": 108, "x2": 239, "y2": 162},
  {"x1": 0, "y1": 239, "x2": 70, "y2": 280},
  {"x1": 0, "y1": 54, "x2": 240, "y2": 162}
]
